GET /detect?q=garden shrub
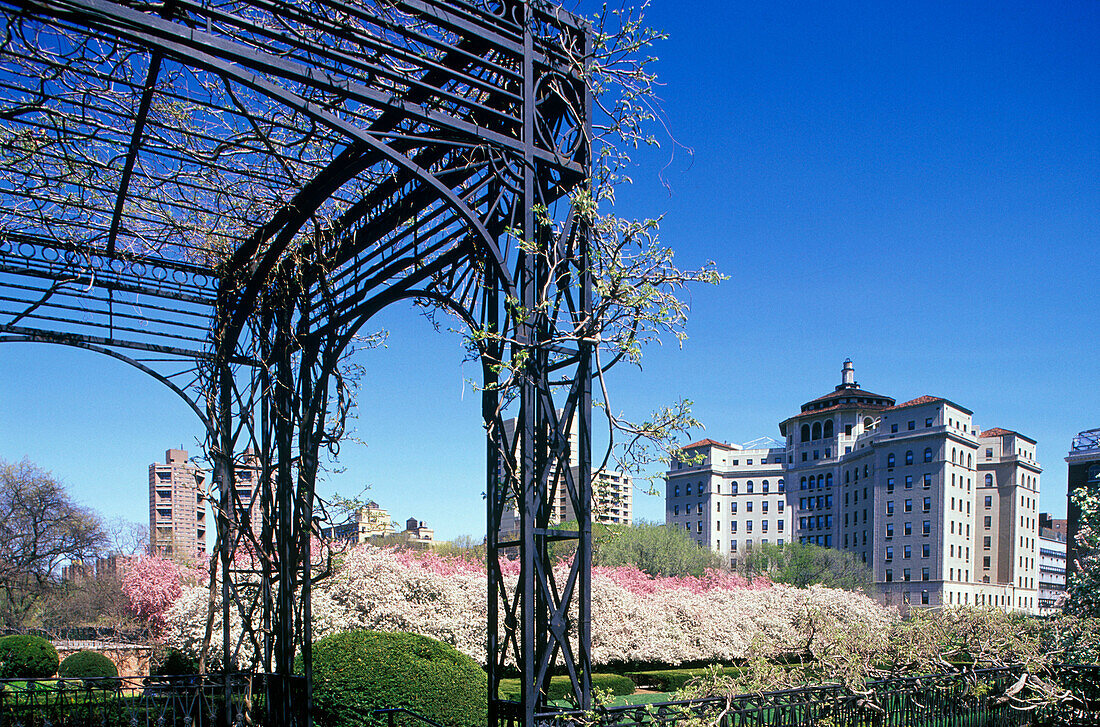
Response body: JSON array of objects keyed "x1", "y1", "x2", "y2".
[
  {"x1": 305, "y1": 631, "x2": 487, "y2": 727},
  {"x1": 498, "y1": 673, "x2": 635, "y2": 702},
  {"x1": 626, "y1": 666, "x2": 747, "y2": 692},
  {"x1": 0, "y1": 635, "x2": 59, "y2": 679},
  {"x1": 58, "y1": 650, "x2": 118, "y2": 680},
  {"x1": 152, "y1": 648, "x2": 200, "y2": 676}
]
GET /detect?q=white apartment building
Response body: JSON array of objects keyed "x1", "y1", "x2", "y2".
[
  {"x1": 1038, "y1": 525, "x2": 1067, "y2": 615},
  {"x1": 666, "y1": 360, "x2": 1042, "y2": 614}
]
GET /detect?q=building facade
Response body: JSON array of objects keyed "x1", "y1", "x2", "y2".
[
  {"x1": 149, "y1": 448, "x2": 207, "y2": 558},
  {"x1": 665, "y1": 360, "x2": 1042, "y2": 613},
  {"x1": 321, "y1": 501, "x2": 394, "y2": 543},
  {"x1": 1066, "y1": 428, "x2": 1100, "y2": 580},
  {"x1": 498, "y1": 416, "x2": 633, "y2": 537},
  {"x1": 1038, "y1": 521, "x2": 1067, "y2": 616}
]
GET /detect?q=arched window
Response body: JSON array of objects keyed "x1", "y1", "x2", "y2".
[
  {"x1": 864, "y1": 417, "x2": 874, "y2": 430},
  {"x1": 985, "y1": 474, "x2": 993, "y2": 486},
  {"x1": 888, "y1": 453, "x2": 896, "y2": 468},
  {"x1": 762, "y1": 480, "x2": 769, "y2": 493},
  {"x1": 800, "y1": 477, "x2": 807, "y2": 490},
  {"x1": 845, "y1": 471, "x2": 850, "y2": 483},
  {"x1": 905, "y1": 450, "x2": 914, "y2": 466},
  {"x1": 674, "y1": 485, "x2": 680, "y2": 497},
  {"x1": 717, "y1": 484, "x2": 721, "y2": 494},
  {"x1": 825, "y1": 473, "x2": 833, "y2": 488},
  {"x1": 731, "y1": 481, "x2": 738, "y2": 494},
  {"x1": 811, "y1": 422, "x2": 822, "y2": 440},
  {"x1": 778, "y1": 479, "x2": 785, "y2": 492},
  {"x1": 747, "y1": 480, "x2": 754, "y2": 494},
  {"x1": 816, "y1": 474, "x2": 824, "y2": 488},
  {"x1": 698, "y1": 481, "x2": 704, "y2": 494},
  {"x1": 686, "y1": 483, "x2": 692, "y2": 495},
  {"x1": 801, "y1": 424, "x2": 811, "y2": 442},
  {"x1": 967, "y1": 453, "x2": 972, "y2": 468},
  {"x1": 823, "y1": 420, "x2": 834, "y2": 438},
  {"x1": 951, "y1": 448, "x2": 957, "y2": 463},
  {"x1": 924, "y1": 447, "x2": 933, "y2": 463}
]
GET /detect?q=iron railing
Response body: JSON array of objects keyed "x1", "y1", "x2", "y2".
[
  {"x1": 527, "y1": 665, "x2": 1100, "y2": 727},
  {"x1": 0, "y1": 673, "x2": 305, "y2": 727}
]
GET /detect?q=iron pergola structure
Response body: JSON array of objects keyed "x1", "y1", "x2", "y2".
[{"x1": 0, "y1": 0, "x2": 598, "y2": 725}]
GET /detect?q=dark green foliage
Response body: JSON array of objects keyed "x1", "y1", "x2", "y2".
[
  {"x1": 305, "y1": 631, "x2": 487, "y2": 727},
  {"x1": 626, "y1": 667, "x2": 747, "y2": 692},
  {"x1": 597, "y1": 521, "x2": 722, "y2": 577},
  {"x1": 498, "y1": 673, "x2": 635, "y2": 702},
  {"x1": 152, "y1": 648, "x2": 200, "y2": 676},
  {"x1": 0, "y1": 634, "x2": 60, "y2": 678},
  {"x1": 737, "y1": 542, "x2": 873, "y2": 590},
  {"x1": 58, "y1": 650, "x2": 118, "y2": 679}
]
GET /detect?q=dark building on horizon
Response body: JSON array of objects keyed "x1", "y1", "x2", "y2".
[{"x1": 1065, "y1": 428, "x2": 1100, "y2": 578}]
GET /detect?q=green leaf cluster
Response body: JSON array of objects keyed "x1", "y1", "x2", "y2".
[{"x1": 0, "y1": 634, "x2": 59, "y2": 678}]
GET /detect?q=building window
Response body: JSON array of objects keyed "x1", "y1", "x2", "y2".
[
  {"x1": 762, "y1": 501, "x2": 769, "y2": 513},
  {"x1": 923, "y1": 497, "x2": 931, "y2": 512},
  {"x1": 686, "y1": 484, "x2": 692, "y2": 496},
  {"x1": 778, "y1": 501, "x2": 785, "y2": 512},
  {"x1": 983, "y1": 556, "x2": 991, "y2": 569},
  {"x1": 886, "y1": 547, "x2": 893, "y2": 561},
  {"x1": 923, "y1": 521, "x2": 931, "y2": 536},
  {"x1": 905, "y1": 499, "x2": 912, "y2": 513},
  {"x1": 887, "y1": 523, "x2": 894, "y2": 538},
  {"x1": 674, "y1": 505, "x2": 679, "y2": 515},
  {"x1": 762, "y1": 520, "x2": 769, "y2": 532},
  {"x1": 746, "y1": 521, "x2": 753, "y2": 533},
  {"x1": 908, "y1": 421, "x2": 915, "y2": 431},
  {"x1": 985, "y1": 474, "x2": 993, "y2": 486},
  {"x1": 922, "y1": 567, "x2": 930, "y2": 581},
  {"x1": 891, "y1": 424, "x2": 899, "y2": 433},
  {"x1": 904, "y1": 544, "x2": 912, "y2": 558},
  {"x1": 778, "y1": 479, "x2": 785, "y2": 492},
  {"x1": 985, "y1": 495, "x2": 992, "y2": 507},
  {"x1": 926, "y1": 417, "x2": 933, "y2": 427},
  {"x1": 923, "y1": 474, "x2": 931, "y2": 488},
  {"x1": 905, "y1": 450, "x2": 914, "y2": 465},
  {"x1": 886, "y1": 569, "x2": 893, "y2": 582},
  {"x1": 887, "y1": 478, "x2": 895, "y2": 493},
  {"x1": 747, "y1": 481, "x2": 754, "y2": 494},
  {"x1": 812, "y1": 422, "x2": 821, "y2": 440},
  {"x1": 906, "y1": 476, "x2": 913, "y2": 489},
  {"x1": 986, "y1": 448, "x2": 993, "y2": 458},
  {"x1": 824, "y1": 420, "x2": 834, "y2": 438},
  {"x1": 904, "y1": 568, "x2": 911, "y2": 581},
  {"x1": 904, "y1": 522, "x2": 912, "y2": 536},
  {"x1": 845, "y1": 424, "x2": 853, "y2": 435},
  {"x1": 686, "y1": 504, "x2": 692, "y2": 515},
  {"x1": 924, "y1": 448, "x2": 933, "y2": 463},
  {"x1": 984, "y1": 516, "x2": 992, "y2": 529},
  {"x1": 747, "y1": 502, "x2": 753, "y2": 512},
  {"x1": 983, "y1": 536, "x2": 991, "y2": 549},
  {"x1": 888, "y1": 453, "x2": 896, "y2": 467},
  {"x1": 922, "y1": 544, "x2": 930, "y2": 558},
  {"x1": 921, "y1": 590, "x2": 929, "y2": 604},
  {"x1": 778, "y1": 519, "x2": 784, "y2": 531},
  {"x1": 887, "y1": 501, "x2": 895, "y2": 516},
  {"x1": 762, "y1": 480, "x2": 770, "y2": 494},
  {"x1": 801, "y1": 424, "x2": 810, "y2": 442}
]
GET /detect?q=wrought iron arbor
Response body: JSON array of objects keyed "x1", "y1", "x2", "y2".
[{"x1": 0, "y1": 0, "x2": 596, "y2": 725}]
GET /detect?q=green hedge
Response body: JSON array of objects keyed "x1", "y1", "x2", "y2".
[
  {"x1": 305, "y1": 631, "x2": 486, "y2": 727},
  {"x1": 0, "y1": 635, "x2": 59, "y2": 679},
  {"x1": 58, "y1": 651, "x2": 118, "y2": 681},
  {"x1": 625, "y1": 667, "x2": 748, "y2": 692},
  {"x1": 498, "y1": 673, "x2": 635, "y2": 702}
]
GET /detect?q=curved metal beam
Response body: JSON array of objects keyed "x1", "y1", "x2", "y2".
[{"x1": 0, "y1": 335, "x2": 214, "y2": 436}]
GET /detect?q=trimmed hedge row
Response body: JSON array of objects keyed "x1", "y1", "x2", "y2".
[
  {"x1": 625, "y1": 667, "x2": 748, "y2": 692},
  {"x1": 0, "y1": 635, "x2": 59, "y2": 679},
  {"x1": 306, "y1": 631, "x2": 487, "y2": 727},
  {"x1": 498, "y1": 673, "x2": 635, "y2": 702}
]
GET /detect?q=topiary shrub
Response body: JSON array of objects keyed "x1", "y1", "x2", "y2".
[
  {"x1": 304, "y1": 631, "x2": 487, "y2": 727},
  {"x1": 152, "y1": 648, "x2": 200, "y2": 676},
  {"x1": 0, "y1": 635, "x2": 60, "y2": 679},
  {"x1": 58, "y1": 651, "x2": 118, "y2": 681}
]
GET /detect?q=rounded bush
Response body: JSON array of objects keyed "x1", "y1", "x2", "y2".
[
  {"x1": 0, "y1": 635, "x2": 59, "y2": 679},
  {"x1": 58, "y1": 651, "x2": 118, "y2": 680},
  {"x1": 305, "y1": 631, "x2": 487, "y2": 727}
]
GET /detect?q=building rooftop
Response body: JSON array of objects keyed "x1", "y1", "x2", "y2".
[
  {"x1": 980, "y1": 427, "x2": 1036, "y2": 444},
  {"x1": 681, "y1": 438, "x2": 737, "y2": 450},
  {"x1": 1071, "y1": 428, "x2": 1100, "y2": 452}
]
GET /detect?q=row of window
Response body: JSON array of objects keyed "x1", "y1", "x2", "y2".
[
  {"x1": 673, "y1": 500, "x2": 785, "y2": 516},
  {"x1": 671, "y1": 480, "x2": 785, "y2": 497},
  {"x1": 888, "y1": 417, "x2": 936, "y2": 434},
  {"x1": 885, "y1": 567, "x2": 931, "y2": 582}
]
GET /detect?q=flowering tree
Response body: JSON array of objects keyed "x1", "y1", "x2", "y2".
[
  {"x1": 161, "y1": 545, "x2": 894, "y2": 669},
  {"x1": 121, "y1": 555, "x2": 205, "y2": 634},
  {"x1": 1066, "y1": 484, "x2": 1100, "y2": 617}
]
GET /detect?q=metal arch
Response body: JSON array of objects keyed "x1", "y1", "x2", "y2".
[
  {"x1": 0, "y1": 334, "x2": 213, "y2": 434},
  {"x1": 0, "y1": 1, "x2": 597, "y2": 726}
]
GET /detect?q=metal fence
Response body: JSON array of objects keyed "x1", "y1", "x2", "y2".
[
  {"x1": 3, "y1": 666, "x2": 1097, "y2": 727},
  {"x1": 0, "y1": 673, "x2": 305, "y2": 727},
  {"x1": 529, "y1": 665, "x2": 1100, "y2": 727}
]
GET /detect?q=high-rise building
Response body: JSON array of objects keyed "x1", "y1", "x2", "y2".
[
  {"x1": 497, "y1": 416, "x2": 633, "y2": 537},
  {"x1": 1038, "y1": 520, "x2": 1067, "y2": 616},
  {"x1": 149, "y1": 448, "x2": 207, "y2": 558},
  {"x1": 665, "y1": 360, "x2": 1042, "y2": 613},
  {"x1": 1066, "y1": 428, "x2": 1100, "y2": 579}
]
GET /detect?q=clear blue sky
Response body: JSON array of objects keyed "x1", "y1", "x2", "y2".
[{"x1": 1, "y1": 0, "x2": 1097, "y2": 542}]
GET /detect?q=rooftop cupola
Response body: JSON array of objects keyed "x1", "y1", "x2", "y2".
[{"x1": 838, "y1": 358, "x2": 857, "y2": 390}]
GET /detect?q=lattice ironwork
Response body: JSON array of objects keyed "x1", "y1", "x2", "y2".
[{"x1": 0, "y1": 0, "x2": 596, "y2": 725}]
